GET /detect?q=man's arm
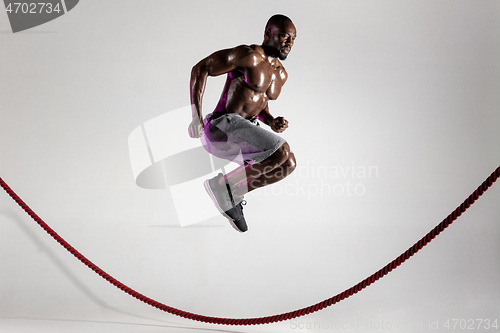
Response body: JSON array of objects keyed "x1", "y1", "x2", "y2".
[
  {"x1": 188, "y1": 45, "x2": 255, "y2": 138},
  {"x1": 258, "y1": 103, "x2": 289, "y2": 133},
  {"x1": 257, "y1": 103, "x2": 274, "y2": 126}
]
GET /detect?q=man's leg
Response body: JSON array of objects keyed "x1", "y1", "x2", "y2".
[
  {"x1": 245, "y1": 152, "x2": 296, "y2": 192},
  {"x1": 218, "y1": 142, "x2": 296, "y2": 199}
]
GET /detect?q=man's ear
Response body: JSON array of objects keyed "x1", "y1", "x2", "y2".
[{"x1": 264, "y1": 28, "x2": 272, "y2": 41}]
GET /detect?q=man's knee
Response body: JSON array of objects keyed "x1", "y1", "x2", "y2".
[
  {"x1": 273, "y1": 142, "x2": 291, "y2": 164},
  {"x1": 275, "y1": 144, "x2": 297, "y2": 174},
  {"x1": 280, "y1": 152, "x2": 296, "y2": 176},
  {"x1": 286, "y1": 152, "x2": 297, "y2": 173},
  {"x1": 263, "y1": 142, "x2": 292, "y2": 169}
]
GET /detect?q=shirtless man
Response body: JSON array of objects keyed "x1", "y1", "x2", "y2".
[{"x1": 188, "y1": 14, "x2": 297, "y2": 232}]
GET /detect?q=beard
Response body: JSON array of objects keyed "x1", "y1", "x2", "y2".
[
  {"x1": 279, "y1": 47, "x2": 290, "y2": 60},
  {"x1": 263, "y1": 44, "x2": 289, "y2": 60}
]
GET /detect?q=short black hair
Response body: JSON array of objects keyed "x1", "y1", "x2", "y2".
[{"x1": 265, "y1": 14, "x2": 292, "y2": 31}]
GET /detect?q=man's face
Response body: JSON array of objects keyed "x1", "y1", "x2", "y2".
[{"x1": 267, "y1": 21, "x2": 297, "y2": 60}]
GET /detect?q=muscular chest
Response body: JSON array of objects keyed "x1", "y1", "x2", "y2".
[{"x1": 238, "y1": 62, "x2": 285, "y2": 100}]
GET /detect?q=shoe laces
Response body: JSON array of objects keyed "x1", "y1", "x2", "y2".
[{"x1": 236, "y1": 200, "x2": 246, "y2": 213}]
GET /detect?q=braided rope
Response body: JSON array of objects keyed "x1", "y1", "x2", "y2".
[{"x1": 0, "y1": 166, "x2": 498, "y2": 325}]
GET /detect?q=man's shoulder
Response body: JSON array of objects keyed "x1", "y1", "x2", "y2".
[
  {"x1": 232, "y1": 44, "x2": 263, "y2": 57},
  {"x1": 227, "y1": 44, "x2": 265, "y2": 67}
]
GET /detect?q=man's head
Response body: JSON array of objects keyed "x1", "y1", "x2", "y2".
[{"x1": 262, "y1": 14, "x2": 296, "y2": 60}]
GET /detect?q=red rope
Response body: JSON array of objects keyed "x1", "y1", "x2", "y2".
[{"x1": 0, "y1": 166, "x2": 499, "y2": 325}]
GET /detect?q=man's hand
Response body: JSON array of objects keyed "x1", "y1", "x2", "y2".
[
  {"x1": 270, "y1": 116, "x2": 288, "y2": 133},
  {"x1": 188, "y1": 118, "x2": 204, "y2": 138}
]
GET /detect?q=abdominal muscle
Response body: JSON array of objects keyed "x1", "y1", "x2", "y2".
[{"x1": 214, "y1": 73, "x2": 269, "y2": 119}]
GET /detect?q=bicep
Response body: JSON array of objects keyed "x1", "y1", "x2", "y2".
[{"x1": 196, "y1": 45, "x2": 253, "y2": 77}]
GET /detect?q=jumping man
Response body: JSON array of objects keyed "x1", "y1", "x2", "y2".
[{"x1": 188, "y1": 14, "x2": 297, "y2": 232}]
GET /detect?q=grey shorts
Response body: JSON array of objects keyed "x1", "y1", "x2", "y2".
[{"x1": 200, "y1": 112, "x2": 287, "y2": 165}]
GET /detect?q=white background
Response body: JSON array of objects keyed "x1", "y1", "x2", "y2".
[{"x1": 1, "y1": 1, "x2": 499, "y2": 332}]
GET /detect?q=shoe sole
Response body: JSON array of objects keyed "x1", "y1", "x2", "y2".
[
  {"x1": 228, "y1": 219, "x2": 245, "y2": 233},
  {"x1": 203, "y1": 179, "x2": 245, "y2": 233}
]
